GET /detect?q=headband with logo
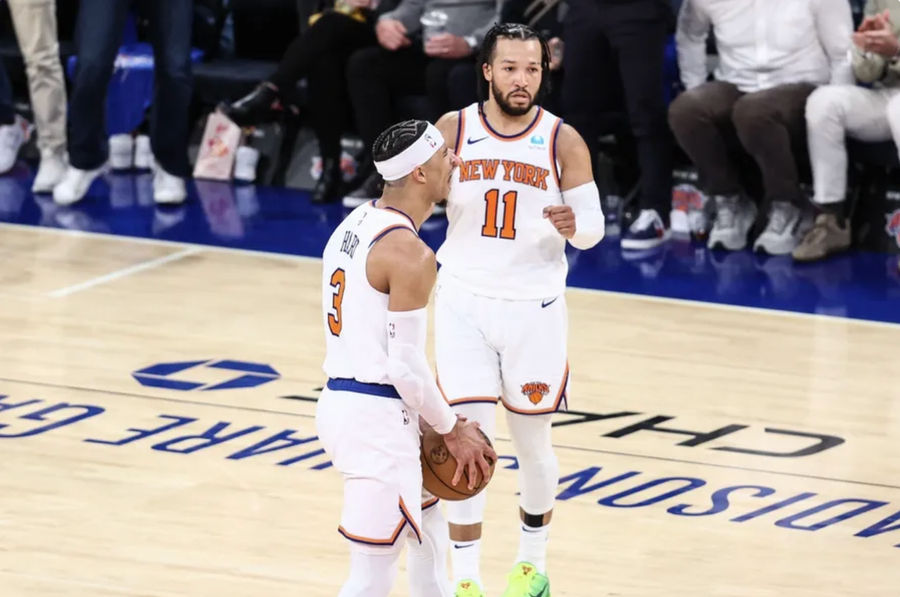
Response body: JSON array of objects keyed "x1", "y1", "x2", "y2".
[{"x1": 374, "y1": 123, "x2": 445, "y2": 181}]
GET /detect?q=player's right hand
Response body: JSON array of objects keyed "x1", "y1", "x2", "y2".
[
  {"x1": 376, "y1": 19, "x2": 411, "y2": 50},
  {"x1": 443, "y1": 418, "x2": 497, "y2": 490}
]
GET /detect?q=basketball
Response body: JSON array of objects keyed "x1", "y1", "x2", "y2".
[{"x1": 420, "y1": 425, "x2": 496, "y2": 500}]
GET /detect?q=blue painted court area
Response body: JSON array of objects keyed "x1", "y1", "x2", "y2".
[{"x1": 2, "y1": 168, "x2": 899, "y2": 325}]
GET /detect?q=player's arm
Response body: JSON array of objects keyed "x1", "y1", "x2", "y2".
[
  {"x1": 543, "y1": 123, "x2": 605, "y2": 250},
  {"x1": 368, "y1": 232, "x2": 496, "y2": 487}
]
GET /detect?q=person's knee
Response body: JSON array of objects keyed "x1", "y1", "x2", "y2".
[
  {"x1": 347, "y1": 47, "x2": 382, "y2": 85},
  {"x1": 805, "y1": 86, "x2": 848, "y2": 129},
  {"x1": 668, "y1": 88, "x2": 707, "y2": 135}
]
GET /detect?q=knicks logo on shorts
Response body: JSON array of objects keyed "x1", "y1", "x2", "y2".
[{"x1": 521, "y1": 382, "x2": 550, "y2": 405}]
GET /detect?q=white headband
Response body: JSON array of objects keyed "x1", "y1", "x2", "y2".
[{"x1": 374, "y1": 123, "x2": 445, "y2": 181}]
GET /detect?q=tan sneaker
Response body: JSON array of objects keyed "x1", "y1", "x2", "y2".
[{"x1": 792, "y1": 213, "x2": 850, "y2": 262}]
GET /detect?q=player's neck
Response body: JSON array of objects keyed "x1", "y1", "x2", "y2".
[
  {"x1": 482, "y1": 99, "x2": 539, "y2": 135},
  {"x1": 376, "y1": 191, "x2": 431, "y2": 231}
]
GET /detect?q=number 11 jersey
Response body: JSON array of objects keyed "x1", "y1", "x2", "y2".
[{"x1": 437, "y1": 102, "x2": 566, "y2": 300}]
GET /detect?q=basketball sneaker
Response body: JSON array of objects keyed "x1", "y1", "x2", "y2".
[
  {"x1": 501, "y1": 562, "x2": 550, "y2": 597},
  {"x1": 454, "y1": 578, "x2": 485, "y2": 597}
]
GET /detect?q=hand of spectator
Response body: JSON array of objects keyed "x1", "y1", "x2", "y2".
[
  {"x1": 857, "y1": 10, "x2": 891, "y2": 33},
  {"x1": 853, "y1": 29, "x2": 900, "y2": 58},
  {"x1": 549, "y1": 37, "x2": 564, "y2": 71},
  {"x1": 425, "y1": 33, "x2": 472, "y2": 59},
  {"x1": 377, "y1": 18, "x2": 411, "y2": 50},
  {"x1": 543, "y1": 205, "x2": 576, "y2": 239}
]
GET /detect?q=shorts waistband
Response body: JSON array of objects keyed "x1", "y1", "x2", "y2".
[{"x1": 327, "y1": 378, "x2": 401, "y2": 399}]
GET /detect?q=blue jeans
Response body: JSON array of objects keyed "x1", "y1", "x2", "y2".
[{"x1": 68, "y1": 0, "x2": 193, "y2": 176}]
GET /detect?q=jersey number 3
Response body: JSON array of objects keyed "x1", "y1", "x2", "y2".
[
  {"x1": 328, "y1": 268, "x2": 345, "y2": 336},
  {"x1": 481, "y1": 189, "x2": 518, "y2": 239}
]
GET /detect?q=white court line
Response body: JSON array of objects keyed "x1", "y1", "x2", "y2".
[
  {"x1": 4, "y1": 221, "x2": 899, "y2": 330},
  {"x1": 46, "y1": 247, "x2": 202, "y2": 298}
]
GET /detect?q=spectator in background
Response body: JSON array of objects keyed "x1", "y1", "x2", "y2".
[
  {"x1": 795, "y1": 4, "x2": 900, "y2": 262},
  {"x1": 563, "y1": 0, "x2": 675, "y2": 251},
  {"x1": 0, "y1": 0, "x2": 67, "y2": 193},
  {"x1": 342, "y1": 0, "x2": 499, "y2": 207},
  {"x1": 53, "y1": 0, "x2": 193, "y2": 206},
  {"x1": 669, "y1": 0, "x2": 853, "y2": 255},
  {"x1": 223, "y1": 0, "x2": 395, "y2": 204}
]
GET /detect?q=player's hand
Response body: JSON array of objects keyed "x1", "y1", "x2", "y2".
[
  {"x1": 377, "y1": 19, "x2": 411, "y2": 50},
  {"x1": 442, "y1": 418, "x2": 496, "y2": 490},
  {"x1": 425, "y1": 33, "x2": 472, "y2": 59},
  {"x1": 543, "y1": 205, "x2": 576, "y2": 239}
]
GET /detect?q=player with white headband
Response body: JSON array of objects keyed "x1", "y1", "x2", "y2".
[{"x1": 317, "y1": 119, "x2": 497, "y2": 597}]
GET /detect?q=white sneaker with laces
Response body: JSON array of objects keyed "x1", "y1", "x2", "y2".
[
  {"x1": 153, "y1": 164, "x2": 187, "y2": 204},
  {"x1": 0, "y1": 115, "x2": 29, "y2": 174},
  {"x1": 53, "y1": 165, "x2": 105, "y2": 206},
  {"x1": 31, "y1": 150, "x2": 67, "y2": 194},
  {"x1": 707, "y1": 195, "x2": 757, "y2": 251},
  {"x1": 752, "y1": 201, "x2": 801, "y2": 255}
]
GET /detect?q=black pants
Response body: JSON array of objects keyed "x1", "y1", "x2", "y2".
[
  {"x1": 268, "y1": 12, "x2": 375, "y2": 161},
  {"x1": 69, "y1": 0, "x2": 193, "y2": 175},
  {"x1": 347, "y1": 44, "x2": 477, "y2": 150},
  {"x1": 562, "y1": 0, "x2": 673, "y2": 220}
]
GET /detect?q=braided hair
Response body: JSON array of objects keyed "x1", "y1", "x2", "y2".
[{"x1": 477, "y1": 23, "x2": 551, "y2": 104}]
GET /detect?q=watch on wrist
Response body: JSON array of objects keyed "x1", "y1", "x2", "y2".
[{"x1": 464, "y1": 35, "x2": 477, "y2": 52}]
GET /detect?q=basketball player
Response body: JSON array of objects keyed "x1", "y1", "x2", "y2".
[
  {"x1": 317, "y1": 119, "x2": 497, "y2": 597},
  {"x1": 433, "y1": 24, "x2": 606, "y2": 597}
]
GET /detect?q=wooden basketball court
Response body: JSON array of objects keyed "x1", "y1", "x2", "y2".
[{"x1": 1, "y1": 222, "x2": 899, "y2": 596}]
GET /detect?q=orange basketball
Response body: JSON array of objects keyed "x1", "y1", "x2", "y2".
[{"x1": 420, "y1": 426, "x2": 495, "y2": 501}]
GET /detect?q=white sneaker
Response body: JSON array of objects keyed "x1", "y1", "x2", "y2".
[
  {"x1": 752, "y1": 201, "x2": 801, "y2": 255},
  {"x1": 153, "y1": 165, "x2": 187, "y2": 204},
  {"x1": 621, "y1": 209, "x2": 672, "y2": 250},
  {"x1": 53, "y1": 165, "x2": 105, "y2": 206},
  {"x1": 234, "y1": 146, "x2": 259, "y2": 182},
  {"x1": 134, "y1": 135, "x2": 153, "y2": 170},
  {"x1": 0, "y1": 115, "x2": 29, "y2": 174},
  {"x1": 707, "y1": 195, "x2": 757, "y2": 251},
  {"x1": 31, "y1": 150, "x2": 67, "y2": 194},
  {"x1": 109, "y1": 134, "x2": 134, "y2": 170}
]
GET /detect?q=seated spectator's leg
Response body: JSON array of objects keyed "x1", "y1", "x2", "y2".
[
  {"x1": 446, "y1": 59, "x2": 478, "y2": 114},
  {"x1": 602, "y1": 0, "x2": 673, "y2": 242},
  {"x1": 272, "y1": 12, "x2": 374, "y2": 95},
  {"x1": 795, "y1": 85, "x2": 895, "y2": 261},
  {"x1": 308, "y1": 52, "x2": 354, "y2": 204},
  {"x1": 344, "y1": 45, "x2": 428, "y2": 201},
  {"x1": 668, "y1": 81, "x2": 743, "y2": 197},
  {"x1": 732, "y1": 83, "x2": 815, "y2": 254},
  {"x1": 67, "y1": 0, "x2": 129, "y2": 171},
  {"x1": 148, "y1": 0, "x2": 193, "y2": 179},
  {"x1": 348, "y1": 46, "x2": 428, "y2": 151},
  {"x1": 7, "y1": 0, "x2": 67, "y2": 158},
  {"x1": 425, "y1": 58, "x2": 473, "y2": 121},
  {"x1": 669, "y1": 81, "x2": 755, "y2": 251}
]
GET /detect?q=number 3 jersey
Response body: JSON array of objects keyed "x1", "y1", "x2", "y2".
[
  {"x1": 321, "y1": 201, "x2": 417, "y2": 384},
  {"x1": 437, "y1": 102, "x2": 566, "y2": 300}
]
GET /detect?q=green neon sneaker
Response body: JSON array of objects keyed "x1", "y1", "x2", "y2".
[
  {"x1": 501, "y1": 562, "x2": 550, "y2": 597},
  {"x1": 454, "y1": 578, "x2": 485, "y2": 597}
]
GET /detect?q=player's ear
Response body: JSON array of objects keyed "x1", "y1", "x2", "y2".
[
  {"x1": 412, "y1": 165, "x2": 427, "y2": 184},
  {"x1": 482, "y1": 62, "x2": 492, "y2": 83}
]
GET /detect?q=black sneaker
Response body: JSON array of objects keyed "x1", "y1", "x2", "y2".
[{"x1": 342, "y1": 171, "x2": 383, "y2": 208}]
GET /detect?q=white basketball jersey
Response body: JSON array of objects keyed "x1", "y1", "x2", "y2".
[
  {"x1": 321, "y1": 201, "x2": 417, "y2": 383},
  {"x1": 437, "y1": 102, "x2": 565, "y2": 300}
]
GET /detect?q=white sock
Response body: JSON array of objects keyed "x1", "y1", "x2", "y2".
[
  {"x1": 450, "y1": 538, "x2": 482, "y2": 587},
  {"x1": 516, "y1": 522, "x2": 550, "y2": 574}
]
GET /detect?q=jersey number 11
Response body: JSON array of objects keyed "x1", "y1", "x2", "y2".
[{"x1": 481, "y1": 189, "x2": 518, "y2": 240}]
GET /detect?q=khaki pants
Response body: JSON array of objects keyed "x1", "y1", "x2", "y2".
[{"x1": 8, "y1": 0, "x2": 66, "y2": 156}]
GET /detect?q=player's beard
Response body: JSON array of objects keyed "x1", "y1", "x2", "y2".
[{"x1": 492, "y1": 80, "x2": 534, "y2": 117}]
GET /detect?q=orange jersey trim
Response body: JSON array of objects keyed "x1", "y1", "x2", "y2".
[
  {"x1": 422, "y1": 496, "x2": 440, "y2": 510},
  {"x1": 399, "y1": 496, "x2": 422, "y2": 543},
  {"x1": 338, "y1": 518, "x2": 406, "y2": 546},
  {"x1": 368, "y1": 224, "x2": 415, "y2": 248},
  {"x1": 436, "y1": 374, "x2": 498, "y2": 406},
  {"x1": 502, "y1": 362, "x2": 569, "y2": 415},
  {"x1": 478, "y1": 104, "x2": 544, "y2": 142}
]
